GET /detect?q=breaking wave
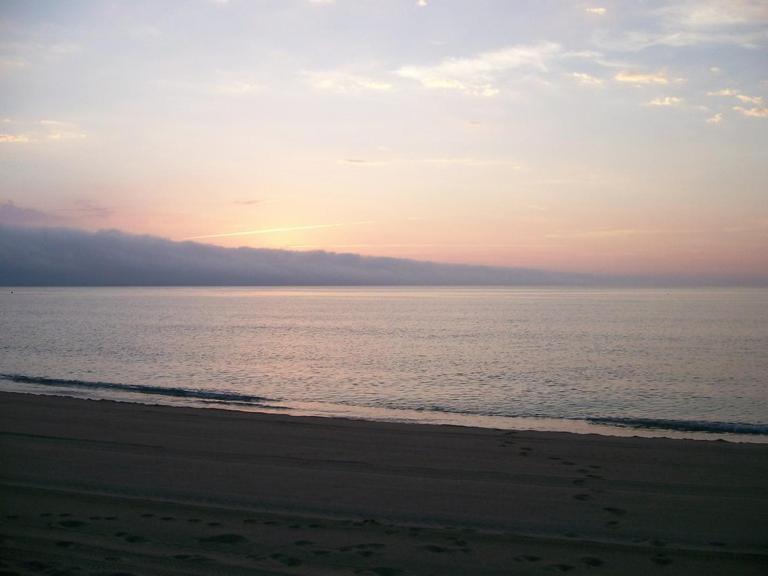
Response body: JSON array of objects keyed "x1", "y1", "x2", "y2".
[
  {"x1": 0, "y1": 373, "x2": 273, "y2": 404},
  {"x1": 587, "y1": 416, "x2": 768, "y2": 436}
]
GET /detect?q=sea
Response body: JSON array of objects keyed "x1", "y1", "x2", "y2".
[{"x1": 1, "y1": 286, "x2": 767, "y2": 443}]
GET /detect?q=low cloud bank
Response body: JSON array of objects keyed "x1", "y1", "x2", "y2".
[{"x1": 0, "y1": 225, "x2": 595, "y2": 286}]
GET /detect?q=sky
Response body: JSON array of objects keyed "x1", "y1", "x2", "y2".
[{"x1": 1, "y1": 0, "x2": 767, "y2": 282}]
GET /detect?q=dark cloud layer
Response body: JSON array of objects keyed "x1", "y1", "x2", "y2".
[
  {"x1": 0, "y1": 225, "x2": 597, "y2": 286},
  {"x1": 0, "y1": 201, "x2": 62, "y2": 227}
]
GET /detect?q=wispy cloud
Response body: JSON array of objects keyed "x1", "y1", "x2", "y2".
[
  {"x1": 0, "y1": 57, "x2": 26, "y2": 73},
  {"x1": 0, "y1": 134, "x2": 31, "y2": 144},
  {"x1": 0, "y1": 119, "x2": 86, "y2": 143},
  {"x1": 585, "y1": 7, "x2": 607, "y2": 16},
  {"x1": 395, "y1": 42, "x2": 561, "y2": 96},
  {"x1": 183, "y1": 221, "x2": 373, "y2": 241},
  {"x1": 614, "y1": 70, "x2": 678, "y2": 85},
  {"x1": 341, "y1": 156, "x2": 521, "y2": 168},
  {"x1": 706, "y1": 112, "x2": 724, "y2": 124},
  {"x1": 646, "y1": 96, "x2": 684, "y2": 107},
  {"x1": 570, "y1": 72, "x2": 603, "y2": 86},
  {"x1": 707, "y1": 88, "x2": 739, "y2": 96},
  {"x1": 594, "y1": 1, "x2": 768, "y2": 50},
  {"x1": 735, "y1": 94, "x2": 763, "y2": 104},
  {"x1": 708, "y1": 88, "x2": 763, "y2": 104},
  {"x1": 733, "y1": 106, "x2": 768, "y2": 118},
  {"x1": 305, "y1": 71, "x2": 392, "y2": 93}
]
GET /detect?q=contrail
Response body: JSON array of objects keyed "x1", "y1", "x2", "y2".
[{"x1": 183, "y1": 221, "x2": 373, "y2": 241}]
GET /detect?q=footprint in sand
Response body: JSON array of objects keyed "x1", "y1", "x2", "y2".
[
  {"x1": 187, "y1": 518, "x2": 201, "y2": 523},
  {"x1": 422, "y1": 544, "x2": 453, "y2": 554},
  {"x1": 59, "y1": 520, "x2": 87, "y2": 528},
  {"x1": 358, "y1": 550, "x2": 375, "y2": 557},
  {"x1": 573, "y1": 493, "x2": 591, "y2": 501},
  {"x1": 652, "y1": 554, "x2": 673, "y2": 566},
  {"x1": 198, "y1": 534, "x2": 247, "y2": 544},
  {"x1": 581, "y1": 556, "x2": 604, "y2": 566},
  {"x1": 161, "y1": 516, "x2": 175, "y2": 522},
  {"x1": 269, "y1": 553, "x2": 302, "y2": 567},
  {"x1": 370, "y1": 568, "x2": 403, "y2": 576},
  {"x1": 140, "y1": 513, "x2": 154, "y2": 518},
  {"x1": 56, "y1": 541, "x2": 75, "y2": 548},
  {"x1": 603, "y1": 507, "x2": 626, "y2": 516},
  {"x1": 551, "y1": 564, "x2": 575, "y2": 572},
  {"x1": 124, "y1": 535, "x2": 148, "y2": 544},
  {"x1": 514, "y1": 555, "x2": 541, "y2": 562}
]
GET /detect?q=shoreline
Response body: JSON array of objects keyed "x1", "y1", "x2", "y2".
[
  {"x1": 2, "y1": 383, "x2": 767, "y2": 445},
  {"x1": 2, "y1": 391, "x2": 767, "y2": 574}
]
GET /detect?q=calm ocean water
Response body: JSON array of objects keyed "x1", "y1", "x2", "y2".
[{"x1": 1, "y1": 287, "x2": 767, "y2": 442}]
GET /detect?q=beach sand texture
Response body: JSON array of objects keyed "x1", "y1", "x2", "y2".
[{"x1": 1, "y1": 391, "x2": 767, "y2": 575}]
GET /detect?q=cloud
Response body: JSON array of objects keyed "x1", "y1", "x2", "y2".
[
  {"x1": 657, "y1": 0, "x2": 768, "y2": 30},
  {"x1": 645, "y1": 96, "x2": 684, "y2": 106},
  {"x1": 305, "y1": 71, "x2": 392, "y2": 93},
  {"x1": 594, "y1": 1, "x2": 768, "y2": 50},
  {"x1": 585, "y1": 7, "x2": 607, "y2": 16},
  {"x1": 184, "y1": 221, "x2": 374, "y2": 241},
  {"x1": 733, "y1": 106, "x2": 768, "y2": 118},
  {"x1": 0, "y1": 134, "x2": 31, "y2": 144},
  {"x1": 417, "y1": 0, "x2": 428, "y2": 6},
  {"x1": 708, "y1": 88, "x2": 762, "y2": 103},
  {"x1": 0, "y1": 57, "x2": 26, "y2": 73},
  {"x1": 707, "y1": 88, "x2": 739, "y2": 96},
  {"x1": 62, "y1": 200, "x2": 113, "y2": 219},
  {"x1": 0, "y1": 225, "x2": 594, "y2": 286},
  {"x1": 706, "y1": 112, "x2": 724, "y2": 123},
  {"x1": 395, "y1": 42, "x2": 561, "y2": 96},
  {"x1": 341, "y1": 156, "x2": 520, "y2": 168},
  {"x1": 0, "y1": 201, "x2": 61, "y2": 226},
  {"x1": 614, "y1": 71, "x2": 676, "y2": 85},
  {"x1": 0, "y1": 119, "x2": 87, "y2": 143},
  {"x1": 570, "y1": 72, "x2": 603, "y2": 86},
  {"x1": 735, "y1": 94, "x2": 763, "y2": 104}
]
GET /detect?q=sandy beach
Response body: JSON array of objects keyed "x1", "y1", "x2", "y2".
[{"x1": 1, "y1": 391, "x2": 766, "y2": 575}]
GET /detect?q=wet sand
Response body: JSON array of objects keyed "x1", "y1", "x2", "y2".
[{"x1": 1, "y1": 391, "x2": 767, "y2": 575}]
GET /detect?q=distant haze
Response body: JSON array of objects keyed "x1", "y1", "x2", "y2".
[{"x1": 0, "y1": 226, "x2": 764, "y2": 287}]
